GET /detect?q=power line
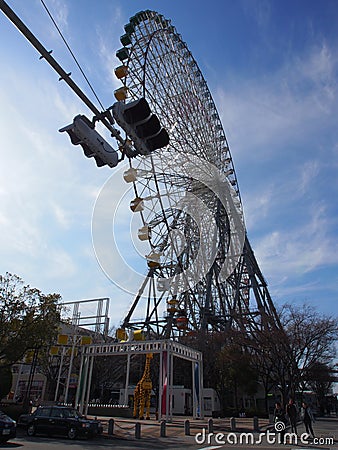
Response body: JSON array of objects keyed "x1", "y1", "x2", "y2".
[
  {"x1": 40, "y1": 0, "x2": 105, "y2": 111},
  {"x1": 0, "y1": 0, "x2": 124, "y2": 144}
]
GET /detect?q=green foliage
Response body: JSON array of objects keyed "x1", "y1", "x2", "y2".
[{"x1": 0, "y1": 272, "x2": 61, "y2": 368}]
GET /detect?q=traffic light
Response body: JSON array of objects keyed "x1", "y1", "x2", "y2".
[
  {"x1": 59, "y1": 115, "x2": 119, "y2": 168},
  {"x1": 112, "y1": 97, "x2": 169, "y2": 155}
]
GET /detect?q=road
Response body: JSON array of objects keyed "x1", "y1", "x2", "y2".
[{"x1": 1, "y1": 429, "x2": 187, "y2": 449}]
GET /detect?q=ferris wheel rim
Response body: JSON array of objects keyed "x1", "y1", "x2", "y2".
[
  {"x1": 119, "y1": 13, "x2": 243, "y2": 203},
  {"x1": 129, "y1": 15, "x2": 240, "y2": 231},
  {"x1": 113, "y1": 10, "x2": 247, "y2": 336}
]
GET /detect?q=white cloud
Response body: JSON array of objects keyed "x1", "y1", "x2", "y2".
[
  {"x1": 93, "y1": 6, "x2": 131, "y2": 96},
  {"x1": 48, "y1": 0, "x2": 69, "y2": 31},
  {"x1": 240, "y1": 0, "x2": 271, "y2": 28},
  {"x1": 299, "y1": 160, "x2": 320, "y2": 194},
  {"x1": 97, "y1": 35, "x2": 122, "y2": 93},
  {"x1": 295, "y1": 42, "x2": 337, "y2": 107},
  {"x1": 242, "y1": 185, "x2": 274, "y2": 230},
  {"x1": 26, "y1": 0, "x2": 70, "y2": 47},
  {"x1": 50, "y1": 202, "x2": 71, "y2": 229},
  {"x1": 254, "y1": 202, "x2": 338, "y2": 280},
  {"x1": 45, "y1": 248, "x2": 77, "y2": 279},
  {"x1": 213, "y1": 39, "x2": 338, "y2": 305},
  {"x1": 0, "y1": 52, "x2": 108, "y2": 294},
  {"x1": 216, "y1": 42, "x2": 338, "y2": 160}
]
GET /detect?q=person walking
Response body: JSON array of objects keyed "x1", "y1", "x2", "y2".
[
  {"x1": 286, "y1": 398, "x2": 298, "y2": 434},
  {"x1": 274, "y1": 402, "x2": 287, "y2": 444},
  {"x1": 301, "y1": 402, "x2": 315, "y2": 438}
]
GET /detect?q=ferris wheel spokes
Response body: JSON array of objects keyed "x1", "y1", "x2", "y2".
[{"x1": 113, "y1": 10, "x2": 282, "y2": 339}]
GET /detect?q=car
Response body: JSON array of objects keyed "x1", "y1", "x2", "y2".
[
  {"x1": 0, "y1": 410, "x2": 16, "y2": 443},
  {"x1": 24, "y1": 406, "x2": 103, "y2": 440}
]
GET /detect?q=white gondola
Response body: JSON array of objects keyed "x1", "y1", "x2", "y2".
[
  {"x1": 123, "y1": 167, "x2": 138, "y2": 183},
  {"x1": 138, "y1": 225, "x2": 151, "y2": 241}
]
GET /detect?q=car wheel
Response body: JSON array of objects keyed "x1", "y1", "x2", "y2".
[
  {"x1": 68, "y1": 427, "x2": 77, "y2": 440},
  {"x1": 27, "y1": 424, "x2": 36, "y2": 436}
]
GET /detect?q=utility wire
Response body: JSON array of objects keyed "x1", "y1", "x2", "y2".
[{"x1": 40, "y1": 0, "x2": 105, "y2": 111}]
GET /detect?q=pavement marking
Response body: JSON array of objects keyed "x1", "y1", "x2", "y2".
[{"x1": 198, "y1": 447, "x2": 223, "y2": 450}]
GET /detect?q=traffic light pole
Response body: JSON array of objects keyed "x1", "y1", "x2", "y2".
[{"x1": 0, "y1": 0, "x2": 124, "y2": 146}]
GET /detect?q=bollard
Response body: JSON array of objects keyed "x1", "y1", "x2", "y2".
[
  {"x1": 160, "y1": 420, "x2": 166, "y2": 437},
  {"x1": 184, "y1": 419, "x2": 190, "y2": 436},
  {"x1": 135, "y1": 422, "x2": 141, "y2": 439},
  {"x1": 253, "y1": 416, "x2": 259, "y2": 432},
  {"x1": 230, "y1": 416, "x2": 236, "y2": 431},
  {"x1": 208, "y1": 418, "x2": 213, "y2": 434},
  {"x1": 108, "y1": 418, "x2": 114, "y2": 435}
]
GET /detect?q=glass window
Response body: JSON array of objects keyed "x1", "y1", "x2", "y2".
[
  {"x1": 17, "y1": 380, "x2": 44, "y2": 400},
  {"x1": 66, "y1": 409, "x2": 81, "y2": 418},
  {"x1": 203, "y1": 397, "x2": 212, "y2": 411},
  {"x1": 51, "y1": 408, "x2": 64, "y2": 418},
  {"x1": 36, "y1": 408, "x2": 51, "y2": 417},
  {"x1": 62, "y1": 409, "x2": 71, "y2": 418}
]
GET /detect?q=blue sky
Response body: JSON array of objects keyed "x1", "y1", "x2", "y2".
[{"x1": 0, "y1": 0, "x2": 337, "y2": 327}]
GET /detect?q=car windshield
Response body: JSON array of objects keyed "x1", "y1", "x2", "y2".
[{"x1": 35, "y1": 408, "x2": 52, "y2": 417}]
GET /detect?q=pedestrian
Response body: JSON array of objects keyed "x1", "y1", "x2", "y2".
[
  {"x1": 274, "y1": 401, "x2": 287, "y2": 444},
  {"x1": 286, "y1": 398, "x2": 298, "y2": 434},
  {"x1": 301, "y1": 402, "x2": 315, "y2": 438}
]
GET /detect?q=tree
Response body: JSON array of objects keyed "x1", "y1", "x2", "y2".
[
  {"x1": 305, "y1": 362, "x2": 335, "y2": 396},
  {"x1": 0, "y1": 272, "x2": 61, "y2": 370},
  {"x1": 216, "y1": 343, "x2": 259, "y2": 414},
  {"x1": 182, "y1": 330, "x2": 260, "y2": 415},
  {"x1": 249, "y1": 325, "x2": 292, "y2": 407},
  {"x1": 250, "y1": 303, "x2": 338, "y2": 407},
  {"x1": 282, "y1": 303, "x2": 338, "y2": 397}
]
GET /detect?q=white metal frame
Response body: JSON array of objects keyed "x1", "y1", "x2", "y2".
[{"x1": 77, "y1": 339, "x2": 203, "y2": 420}]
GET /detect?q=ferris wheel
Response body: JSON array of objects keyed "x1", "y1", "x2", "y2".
[{"x1": 112, "y1": 10, "x2": 281, "y2": 339}]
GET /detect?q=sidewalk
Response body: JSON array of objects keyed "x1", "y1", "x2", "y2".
[{"x1": 92, "y1": 415, "x2": 338, "y2": 448}]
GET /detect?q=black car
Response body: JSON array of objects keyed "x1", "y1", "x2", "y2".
[
  {"x1": 24, "y1": 406, "x2": 102, "y2": 440},
  {"x1": 0, "y1": 410, "x2": 16, "y2": 443}
]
